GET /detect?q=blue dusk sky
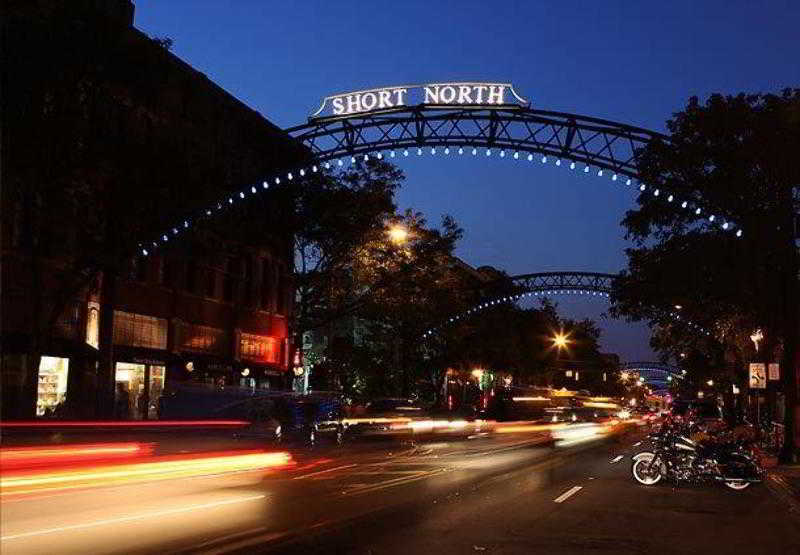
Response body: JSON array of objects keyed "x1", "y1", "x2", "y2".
[{"x1": 133, "y1": 0, "x2": 800, "y2": 361}]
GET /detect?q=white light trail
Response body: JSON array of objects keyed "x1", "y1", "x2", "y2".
[{"x1": 1, "y1": 494, "x2": 266, "y2": 541}]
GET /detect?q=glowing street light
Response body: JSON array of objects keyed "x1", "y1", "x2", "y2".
[
  {"x1": 750, "y1": 329, "x2": 764, "y2": 352},
  {"x1": 706, "y1": 379, "x2": 714, "y2": 387},
  {"x1": 551, "y1": 331, "x2": 570, "y2": 350},
  {"x1": 471, "y1": 368, "x2": 485, "y2": 380},
  {"x1": 387, "y1": 225, "x2": 409, "y2": 245}
]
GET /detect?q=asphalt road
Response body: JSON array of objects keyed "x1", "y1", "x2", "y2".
[
  {"x1": 2, "y1": 425, "x2": 798, "y2": 555},
  {"x1": 264, "y1": 431, "x2": 800, "y2": 555}
]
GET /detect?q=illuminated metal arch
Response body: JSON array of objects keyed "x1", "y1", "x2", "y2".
[
  {"x1": 621, "y1": 361, "x2": 683, "y2": 388},
  {"x1": 287, "y1": 106, "x2": 659, "y2": 183},
  {"x1": 141, "y1": 104, "x2": 742, "y2": 257},
  {"x1": 424, "y1": 271, "x2": 615, "y2": 338},
  {"x1": 424, "y1": 271, "x2": 711, "y2": 340}
]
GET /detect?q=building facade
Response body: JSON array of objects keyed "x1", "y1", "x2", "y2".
[{"x1": 2, "y1": 0, "x2": 308, "y2": 418}]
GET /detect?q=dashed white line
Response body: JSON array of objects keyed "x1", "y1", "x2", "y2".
[
  {"x1": 610, "y1": 455, "x2": 624, "y2": 464},
  {"x1": 553, "y1": 486, "x2": 583, "y2": 503}
]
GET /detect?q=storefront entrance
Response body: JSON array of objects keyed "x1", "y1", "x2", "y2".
[{"x1": 114, "y1": 362, "x2": 165, "y2": 419}]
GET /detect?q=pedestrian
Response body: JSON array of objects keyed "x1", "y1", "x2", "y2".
[{"x1": 115, "y1": 382, "x2": 130, "y2": 419}]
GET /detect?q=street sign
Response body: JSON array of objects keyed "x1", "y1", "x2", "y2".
[
  {"x1": 749, "y1": 363, "x2": 766, "y2": 389},
  {"x1": 768, "y1": 363, "x2": 780, "y2": 381}
]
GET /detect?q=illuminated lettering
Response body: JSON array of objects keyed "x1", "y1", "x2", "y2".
[
  {"x1": 378, "y1": 90, "x2": 392, "y2": 108},
  {"x1": 346, "y1": 94, "x2": 362, "y2": 114},
  {"x1": 423, "y1": 85, "x2": 439, "y2": 104},
  {"x1": 439, "y1": 85, "x2": 456, "y2": 103},
  {"x1": 487, "y1": 85, "x2": 505, "y2": 104},
  {"x1": 313, "y1": 83, "x2": 527, "y2": 118},
  {"x1": 362, "y1": 92, "x2": 377, "y2": 111},
  {"x1": 394, "y1": 88, "x2": 408, "y2": 105}
]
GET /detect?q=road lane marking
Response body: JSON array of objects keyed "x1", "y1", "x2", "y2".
[
  {"x1": 293, "y1": 464, "x2": 357, "y2": 479},
  {"x1": 1, "y1": 494, "x2": 266, "y2": 541},
  {"x1": 633, "y1": 441, "x2": 642, "y2": 447},
  {"x1": 610, "y1": 455, "x2": 624, "y2": 464},
  {"x1": 553, "y1": 486, "x2": 583, "y2": 503},
  {"x1": 344, "y1": 470, "x2": 443, "y2": 496}
]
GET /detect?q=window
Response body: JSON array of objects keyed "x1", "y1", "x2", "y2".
[
  {"x1": 242, "y1": 256, "x2": 253, "y2": 306},
  {"x1": 205, "y1": 268, "x2": 216, "y2": 298},
  {"x1": 180, "y1": 323, "x2": 227, "y2": 355},
  {"x1": 113, "y1": 311, "x2": 168, "y2": 350},
  {"x1": 261, "y1": 258, "x2": 272, "y2": 310},
  {"x1": 240, "y1": 333, "x2": 279, "y2": 363},
  {"x1": 37, "y1": 357, "x2": 69, "y2": 416},
  {"x1": 276, "y1": 270, "x2": 288, "y2": 315},
  {"x1": 129, "y1": 257, "x2": 147, "y2": 282},
  {"x1": 160, "y1": 257, "x2": 172, "y2": 287},
  {"x1": 185, "y1": 260, "x2": 197, "y2": 293},
  {"x1": 223, "y1": 257, "x2": 238, "y2": 303}
]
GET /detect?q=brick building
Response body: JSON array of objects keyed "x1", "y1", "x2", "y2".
[{"x1": 1, "y1": 0, "x2": 309, "y2": 418}]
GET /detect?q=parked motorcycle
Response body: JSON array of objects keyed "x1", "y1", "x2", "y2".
[{"x1": 630, "y1": 423, "x2": 764, "y2": 491}]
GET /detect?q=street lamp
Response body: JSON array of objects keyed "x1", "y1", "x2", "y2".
[
  {"x1": 706, "y1": 379, "x2": 714, "y2": 387},
  {"x1": 387, "y1": 225, "x2": 409, "y2": 245},
  {"x1": 471, "y1": 368, "x2": 485, "y2": 380},
  {"x1": 750, "y1": 329, "x2": 763, "y2": 352},
  {"x1": 551, "y1": 330, "x2": 570, "y2": 350}
]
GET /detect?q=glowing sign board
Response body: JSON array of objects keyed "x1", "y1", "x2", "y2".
[{"x1": 311, "y1": 82, "x2": 529, "y2": 119}]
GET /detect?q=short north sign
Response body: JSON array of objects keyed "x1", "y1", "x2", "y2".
[{"x1": 310, "y1": 82, "x2": 529, "y2": 119}]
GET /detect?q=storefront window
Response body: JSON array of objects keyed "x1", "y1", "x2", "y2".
[
  {"x1": 86, "y1": 301, "x2": 100, "y2": 349},
  {"x1": 115, "y1": 363, "x2": 166, "y2": 419},
  {"x1": 37, "y1": 356, "x2": 69, "y2": 416}
]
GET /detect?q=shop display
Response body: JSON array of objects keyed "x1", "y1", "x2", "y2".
[{"x1": 37, "y1": 356, "x2": 69, "y2": 416}]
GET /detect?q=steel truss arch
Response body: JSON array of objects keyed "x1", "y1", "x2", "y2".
[
  {"x1": 141, "y1": 103, "x2": 743, "y2": 258},
  {"x1": 287, "y1": 106, "x2": 664, "y2": 182},
  {"x1": 424, "y1": 271, "x2": 710, "y2": 340},
  {"x1": 621, "y1": 361, "x2": 683, "y2": 388},
  {"x1": 424, "y1": 271, "x2": 617, "y2": 338}
]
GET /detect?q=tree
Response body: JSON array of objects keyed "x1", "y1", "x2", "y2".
[
  {"x1": 432, "y1": 297, "x2": 619, "y2": 399},
  {"x1": 351, "y1": 210, "x2": 469, "y2": 397},
  {"x1": 288, "y1": 159, "x2": 401, "y2": 351},
  {"x1": 611, "y1": 90, "x2": 800, "y2": 461}
]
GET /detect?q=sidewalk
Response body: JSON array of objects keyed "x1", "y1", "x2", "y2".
[{"x1": 767, "y1": 464, "x2": 800, "y2": 517}]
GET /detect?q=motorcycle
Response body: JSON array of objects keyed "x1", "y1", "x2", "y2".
[{"x1": 630, "y1": 423, "x2": 764, "y2": 491}]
